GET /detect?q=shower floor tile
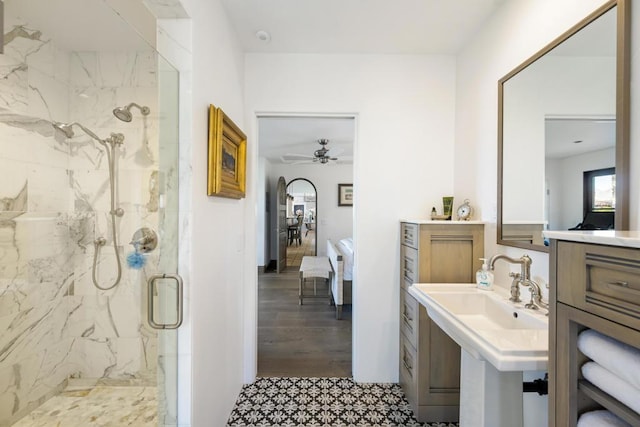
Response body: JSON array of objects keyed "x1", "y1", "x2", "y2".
[{"x1": 12, "y1": 386, "x2": 157, "y2": 427}]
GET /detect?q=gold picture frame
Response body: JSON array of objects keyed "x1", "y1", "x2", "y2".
[{"x1": 207, "y1": 104, "x2": 247, "y2": 199}]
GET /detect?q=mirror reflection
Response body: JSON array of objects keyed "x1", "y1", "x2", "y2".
[{"x1": 499, "y1": 3, "x2": 621, "y2": 250}]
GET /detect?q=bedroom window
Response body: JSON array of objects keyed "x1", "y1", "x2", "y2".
[{"x1": 584, "y1": 167, "x2": 615, "y2": 213}]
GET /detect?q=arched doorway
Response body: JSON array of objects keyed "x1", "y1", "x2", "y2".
[{"x1": 285, "y1": 178, "x2": 317, "y2": 268}]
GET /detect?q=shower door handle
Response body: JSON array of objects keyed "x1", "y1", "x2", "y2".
[{"x1": 147, "y1": 273, "x2": 184, "y2": 329}]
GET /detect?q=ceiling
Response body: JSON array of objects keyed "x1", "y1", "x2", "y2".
[
  {"x1": 220, "y1": 0, "x2": 504, "y2": 54},
  {"x1": 258, "y1": 117, "x2": 355, "y2": 165},
  {"x1": 545, "y1": 118, "x2": 615, "y2": 159},
  {"x1": 227, "y1": 0, "x2": 506, "y2": 164}
]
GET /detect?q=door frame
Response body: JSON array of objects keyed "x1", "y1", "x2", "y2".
[{"x1": 250, "y1": 111, "x2": 358, "y2": 382}]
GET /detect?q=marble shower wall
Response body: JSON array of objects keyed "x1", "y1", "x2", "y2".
[
  {"x1": 0, "y1": 9, "x2": 166, "y2": 425},
  {"x1": 65, "y1": 50, "x2": 160, "y2": 383}
]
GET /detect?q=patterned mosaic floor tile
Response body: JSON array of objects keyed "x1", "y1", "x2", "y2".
[{"x1": 227, "y1": 377, "x2": 459, "y2": 427}]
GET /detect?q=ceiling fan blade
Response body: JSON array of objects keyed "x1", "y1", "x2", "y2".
[
  {"x1": 290, "y1": 160, "x2": 315, "y2": 164},
  {"x1": 284, "y1": 153, "x2": 314, "y2": 159},
  {"x1": 282, "y1": 153, "x2": 315, "y2": 163}
]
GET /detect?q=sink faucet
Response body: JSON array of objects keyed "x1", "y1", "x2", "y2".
[
  {"x1": 521, "y1": 278, "x2": 549, "y2": 312},
  {"x1": 488, "y1": 254, "x2": 549, "y2": 312},
  {"x1": 488, "y1": 254, "x2": 532, "y2": 303}
]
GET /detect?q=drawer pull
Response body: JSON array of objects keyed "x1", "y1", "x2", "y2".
[
  {"x1": 403, "y1": 313, "x2": 414, "y2": 327},
  {"x1": 402, "y1": 358, "x2": 413, "y2": 374},
  {"x1": 604, "y1": 281, "x2": 640, "y2": 297},
  {"x1": 608, "y1": 281, "x2": 629, "y2": 288}
]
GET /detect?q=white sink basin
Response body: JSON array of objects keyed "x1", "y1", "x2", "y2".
[{"x1": 408, "y1": 283, "x2": 548, "y2": 371}]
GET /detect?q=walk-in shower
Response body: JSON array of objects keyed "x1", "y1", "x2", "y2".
[
  {"x1": 113, "y1": 102, "x2": 151, "y2": 122},
  {"x1": 1, "y1": 0, "x2": 181, "y2": 424},
  {"x1": 53, "y1": 121, "x2": 125, "y2": 291}
]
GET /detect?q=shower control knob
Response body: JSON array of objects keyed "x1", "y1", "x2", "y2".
[
  {"x1": 130, "y1": 228, "x2": 158, "y2": 253},
  {"x1": 114, "y1": 208, "x2": 125, "y2": 217}
]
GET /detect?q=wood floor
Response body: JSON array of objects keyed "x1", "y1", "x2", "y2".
[
  {"x1": 258, "y1": 267, "x2": 352, "y2": 378},
  {"x1": 286, "y1": 228, "x2": 316, "y2": 267}
]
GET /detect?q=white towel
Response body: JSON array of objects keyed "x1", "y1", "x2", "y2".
[
  {"x1": 577, "y1": 410, "x2": 632, "y2": 427},
  {"x1": 581, "y1": 362, "x2": 640, "y2": 414},
  {"x1": 577, "y1": 329, "x2": 640, "y2": 390}
]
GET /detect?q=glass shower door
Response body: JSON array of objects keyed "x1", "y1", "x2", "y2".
[
  {"x1": 153, "y1": 54, "x2": 182, "y2": 426},
  {"x1": 0, "y1": 1, "x2": 182, "y2": 425}
]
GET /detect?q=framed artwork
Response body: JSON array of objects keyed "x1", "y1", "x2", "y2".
[
  {"x1": 207, "y1": 104, "x2": 247, "y2": 198},
  {"x1": 338, "y1": 184, "x2": 353, "y2": 206}
]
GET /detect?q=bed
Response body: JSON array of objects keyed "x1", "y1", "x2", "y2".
[{"x1": 327, "y1": 238, "x2": 353, "y2": 319}]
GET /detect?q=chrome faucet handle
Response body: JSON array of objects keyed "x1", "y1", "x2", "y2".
[
  {"x1": 522, "y1": 279, "x2": 549, "y2": 313},
  {"x1": 508, "y1": 272, "x2": 522, "y2": 303},
  {"x1": 524, "y1": 296, "x2": 539, "y2": 310}
]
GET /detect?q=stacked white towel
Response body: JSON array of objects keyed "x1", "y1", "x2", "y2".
[
  {"x1": 581, "y1": 362, "x2": 640, "y2": 414},
  {"x1": 577, "y1": 410, "x2": 631, "y2": 427},
  {"x1": 577, "y1": 329, "x2": 640, "y2": 390}
]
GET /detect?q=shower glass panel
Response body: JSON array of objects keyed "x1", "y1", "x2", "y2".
[{"x1": 0, "y1": 0, "x2": 180, "y2": 425}]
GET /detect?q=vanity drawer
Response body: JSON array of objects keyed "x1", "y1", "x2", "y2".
[
  {"x1": 557, "y1": 242, "x2": 640, "y2": 330},
  {"x1": 401, "y1": 290, "x2": 419, "y2": 348},
  {"x1": 401, "y1": 245, "x2": 419, "y2": 284},
  {"x1": 399, "y1": 333, "x2": 418, "y2": 405},
  {"x1": 402, "y1": 223, "x2": 420, "y2": 249}
]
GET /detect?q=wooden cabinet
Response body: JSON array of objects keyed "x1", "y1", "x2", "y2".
[
  {"x1": 549, "y1": 238, "x2": 640, "y2": 427},
  {"x1": 399, "y1": 221, "x2": 484, "y2": 422}
]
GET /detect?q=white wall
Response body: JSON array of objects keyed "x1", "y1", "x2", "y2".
[
  {"x1": 265, "y1": 162, "x2": 354, "y2": 260},
  {"x1": 503, "y1": 56, "x2": 615, "y2": 222},
  {"x1": 546, "y1": 148, "x2": 615, "y2": 230},
  {"x1": 257, "y1": 157, "x2": 268, "y2": 266},
  {"x1": 245, "y1": 53, "x2": 456, "y2": 382},
  {"x1": 454, "y1": 1, "x2": 617, "y2": 425},
  {"x1": 455, "y1": 0, "x2": 617, "y2": 283},
  {"x1": 163, "y1": 0, "x2": 247, "y2": 425}
]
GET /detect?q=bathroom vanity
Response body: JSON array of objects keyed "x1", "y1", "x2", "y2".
[
  {"x1": 399, "y1": 221, "x2": 484, "y2": 422},
  {"x1": 546, "y1": 231, "x2": 640, "y2": 427}
]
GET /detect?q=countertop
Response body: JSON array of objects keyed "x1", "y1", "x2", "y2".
[
  {"x1": 543, "y1": 230, "x2": 640, "y2": 249},
  {"x1": 400, "y1": 219, "x2": 485, "y2": 224}
]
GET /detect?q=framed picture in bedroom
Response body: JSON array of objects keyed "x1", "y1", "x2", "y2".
[
  {"x1": 207, "y1": 104, "x2": 247, "y2": 199},
  {"x1": 338, "y1": 184, "x2": 353, "y2": 206}
]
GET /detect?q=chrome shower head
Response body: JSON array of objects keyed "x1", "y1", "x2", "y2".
[
  {"x1": 52, "y1": 122, "x2": 75, "y2": 138},
  {"x1": 52, "y1": 121, "x2": 103, "y2": 143},
  {"x1": 113, "y1": 102, "x2": 150, "y2": 122}
]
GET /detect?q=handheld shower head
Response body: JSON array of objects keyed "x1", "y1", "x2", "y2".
[
  {"x1": 113, "y1": 102, "x2": 150, "y2": 122},
  {"x1": 51, "y1": 121, "x2": 104, "y2": 143},
  {"x1": 52, "y1": 122, "x2": 75, "y2": 138}
]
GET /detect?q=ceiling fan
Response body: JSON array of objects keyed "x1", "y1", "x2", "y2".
[{"x1": 282, "y1": 138, "x2": 340, "y2": 164}]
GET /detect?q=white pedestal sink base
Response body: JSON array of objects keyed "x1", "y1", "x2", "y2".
[{"x1": 460, "y1": 349, "x2": 523, "y2": 427}]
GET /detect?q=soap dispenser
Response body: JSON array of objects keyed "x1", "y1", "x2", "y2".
[{"x1": 476, "y1": 258, "x2": 494, "y2": 291}]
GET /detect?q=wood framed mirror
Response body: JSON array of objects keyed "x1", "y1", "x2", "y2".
[{"x1": 497, "y1": 0, "x2": 630, "y2": 252}]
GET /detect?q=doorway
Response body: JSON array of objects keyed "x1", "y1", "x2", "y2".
[
  {"x1": 285, "y1": 178, "x2": 317, "y2": 268},
  {"x1": 256, "y1": 114, "x2": 355, "y2": 378}
]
